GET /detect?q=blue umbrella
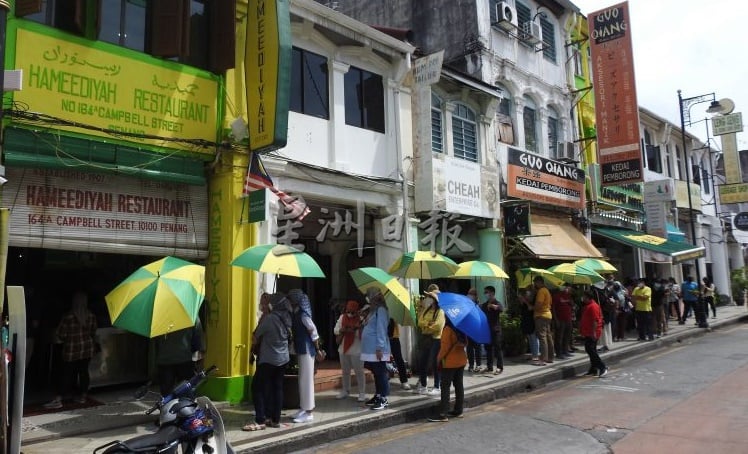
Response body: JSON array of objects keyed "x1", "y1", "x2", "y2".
[{"x1": 437, "y1": 292, "x2": 491, "y2": 344}]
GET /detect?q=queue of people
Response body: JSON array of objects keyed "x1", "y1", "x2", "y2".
[{"x1": 241, "y1": 273, "x2": 719, "y2": 428}]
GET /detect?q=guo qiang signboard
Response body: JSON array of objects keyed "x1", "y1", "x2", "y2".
[
  {"x1": 13, "y1": 25, "x2": 219, "y2": 153},
  {"x1": 588, "y1": 1, "x2": 643, "y2": 186},
  {"x1": 507, "y1": 148, "x2": 585, "y2": 209}
]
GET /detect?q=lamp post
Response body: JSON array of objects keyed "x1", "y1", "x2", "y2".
[{"x1": 677, "y1": 90, "x2": 722, "y2": 328}]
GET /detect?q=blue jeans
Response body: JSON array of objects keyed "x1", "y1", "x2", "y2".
[
  {"x1": 365, "y1": 361, "x2": 390, "y2": 398},
  {"x1": 526, "y1": 333, "x2": 539, "y2": 357}
]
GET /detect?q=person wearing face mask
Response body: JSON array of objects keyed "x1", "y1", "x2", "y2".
[
  {"x1": 632, "y1": 278, "x2": 654, "y2": 341},
  {"x1": 333, "y1": 300, "x2": 366, "y2": 402},
  {"x1": 480, "y1": 286, "x2": 504, "y2": 374},
  {"x1": 464, "y1": 288, "x2": 483, "y2": 373},
  {"x1": 415, "y1": 284, "x2": 445, "y2": 396}
]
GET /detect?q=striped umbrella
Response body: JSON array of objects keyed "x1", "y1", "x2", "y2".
[
  {"x1": 387, "y1": 250, "x2": 458, "y2": 279},
  {"x1": 451, "y1": 260, "x2": 509, "y2": 279},
  {"x1": 231, "y1": 244, "x2": 325, "y2": 278},
  {"x1": 105, "y1": 256, "x2": 205, "y2": 338},
  {"x1": 348, "y1": 267, "x2": 415, "y2": 326},
  {"x1": 515, "y1": 267, "x2": 565, "y2": 289},
  {"x1": 574, "y1": 258, "x2": 617, "y2": 273},
  {"x1": 547, "y1": 263, "x2": 605, "y2": 285}
]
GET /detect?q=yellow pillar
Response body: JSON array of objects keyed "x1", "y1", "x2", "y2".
[{"x1": 201, "y1": 150, "x2": 257, "y2": 403}]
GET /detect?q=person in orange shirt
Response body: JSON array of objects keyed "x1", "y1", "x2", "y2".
[
  {"x1": 427, "y1": 318, "x2": 467, "y2": 422},
  {"x1": 533, "y1": 276, "x2": 555, "y2": 365}
]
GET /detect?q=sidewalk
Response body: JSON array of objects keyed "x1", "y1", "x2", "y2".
[{"x1": 21, "y1": 305, "x2": 748, "y2": 453}]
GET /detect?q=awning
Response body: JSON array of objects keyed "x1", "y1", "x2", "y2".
[
  {"x1": 666, "y1": 222, "x2": 687, "y2": 243},
  {"x1": 593, "y1": 227, "x2": 705, "y2": 264},
  {"x1": 519, "y1": 215, "x2": 604, "y2": 260}
]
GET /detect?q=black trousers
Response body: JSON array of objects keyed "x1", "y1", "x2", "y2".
[
  {"x1": 484, "y1": 331, "x2": 503, "y2": 371},
  {"x1": 252, "y1": 362, "x2": 286, "y2": 424},
  {"x1": 62, "y1": 358, "x2": 91, "y2": 397},
  {"x1": 157, "y1": 361, "x2": 195, "y2": 396},
  {"x1": 635, "y1": 310, "x2": 653, "y2": 340},
  {"x1": 389, "y1": 338, "x2": 409, "y2": 383},
  {"x1": 584, "y1": 337, "x2": 606, "y2": 373},
  {"x1": 466, "y1": 338, "x2": 482, "y2": 369},
  {"x1": 437, "y1": 367, "x2": 464, "y2": 417}
]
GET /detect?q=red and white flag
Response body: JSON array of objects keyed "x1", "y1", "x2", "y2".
[{"x1": 243, "y1": 153, "x2": 311, "y2": 221}]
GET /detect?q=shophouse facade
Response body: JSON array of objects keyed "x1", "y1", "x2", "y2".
[{"x1": 3, "y1": 0, "x2": 234, "y2": 394}]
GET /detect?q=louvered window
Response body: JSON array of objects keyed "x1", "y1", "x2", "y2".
[
  {"x1": 453, "y1": 103, "x2": 478, "y2": 162},
  {"x1": 431, "y1": 93, "x2": 443, "y2": 153}
]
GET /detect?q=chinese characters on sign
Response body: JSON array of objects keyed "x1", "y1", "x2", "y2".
[
  {"x1": 272, "y1": 200, "x2": 475, "y2": 256},
  {"x1": 588, "y1": 1, "x2": 643, "y2": 186}
]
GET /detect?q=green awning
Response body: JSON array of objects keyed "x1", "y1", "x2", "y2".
[{"x1": 593, "y1": 227, "x2": 705, "y2": 264}]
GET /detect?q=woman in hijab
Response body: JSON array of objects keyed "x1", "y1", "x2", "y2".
[
  {"x1": 243, "y1": 293, "x2": 292, "y2": 431},
  {"x1": 43, "y1": 291, "x2": 98, "y2": 409},
  {"x1": 287, "y1": 288, "x2": 320, "y2": 424},
  {"x1": 360, "y1": 287, "x2": 391, "y2": 411},
  {"x1": 333, "y1": 300, "x2": 366, "y2": 402}
]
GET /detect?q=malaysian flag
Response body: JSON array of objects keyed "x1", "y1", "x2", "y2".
[{"x1": 243, "y1": 153, "x2": 311, "y2": 221}]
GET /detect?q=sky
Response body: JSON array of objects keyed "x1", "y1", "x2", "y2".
[{"x1": 571, "y1": 0, "x2": 747, "y2": 149}]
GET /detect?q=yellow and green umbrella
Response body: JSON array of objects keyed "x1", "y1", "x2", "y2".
[
  {"x1": 451, "y1": 260, "x2": 509, "y2": 279},
  {"x1": 105, "y1": 256, "x2": 205, "y2": 338},
  {"x1": 387, "y1": 250, "x2": 458, "y2": 279},
  {"x1": 574, "y1": 258, "x2": 617, "y2": 273},
  {"x1": 231, "y1": 244, "x2": 325, "y2": 278},
  {"x1": 348, "y1": 267, "x2": 415, "y2": 326},
  {"x1": 547, "y1": 263, "x2": 604, "y2": 285},
  {"x1": 515, "y1": 267, "x2": 564, "y2": 289}
]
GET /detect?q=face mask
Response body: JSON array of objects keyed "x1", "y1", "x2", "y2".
[{"x1": 638, "y1": 283, "x2": 645, "y2": 288}]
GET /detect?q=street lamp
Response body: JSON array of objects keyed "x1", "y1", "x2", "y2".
[{"x1": 677, "y1": 90, "x2": 723, "y2": 328}]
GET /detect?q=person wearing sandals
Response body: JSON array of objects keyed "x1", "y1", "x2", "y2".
[
  {"x1": 243, "y1": 293, "x2": 292, "y2": 431},
  {"x1": 428, "y1": 317, "x2": 467, "y2": 422}
]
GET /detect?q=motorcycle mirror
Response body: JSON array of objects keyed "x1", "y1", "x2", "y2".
[{"x1": 134, "y1": 382, "x2": 152, "y2": 400}]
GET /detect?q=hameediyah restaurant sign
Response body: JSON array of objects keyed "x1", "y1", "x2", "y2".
[
  {"x1": 245, "y1": 0, "x2": 292, "y2": 153},
  {"x1": 12, "y1": 25, "x2": 219, "y2": 153},
  {"x1": 507, "y1": 148, "x2": 585, "y2": 209}
]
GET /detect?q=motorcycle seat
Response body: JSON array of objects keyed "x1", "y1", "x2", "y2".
[{"x1": 105, "y1": 425, "x2": 185, "y2": 452}]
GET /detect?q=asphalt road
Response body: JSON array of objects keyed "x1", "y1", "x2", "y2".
[{"x1": 299, "y1": 321, "x2": 748, "y2": 454}]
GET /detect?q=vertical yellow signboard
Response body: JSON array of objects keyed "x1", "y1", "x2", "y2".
[{"x1": 245, "y1": 0, "x2": 292, "y2": 153}]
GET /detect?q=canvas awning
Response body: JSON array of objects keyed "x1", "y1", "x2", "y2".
[
  {"x1": 518, "y1": 215, "x2": 604, "y2": 260},
  {"x1": 593, "y1": 227, "x2": 705, "y2": 264}
]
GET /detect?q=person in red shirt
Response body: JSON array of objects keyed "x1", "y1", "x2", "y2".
[
  {"x1": 552, "y1": 284, "x2": 574, "y2": 360},
  {"x1": 580, "y1": 290, "x2": 608, "y2": 378}
]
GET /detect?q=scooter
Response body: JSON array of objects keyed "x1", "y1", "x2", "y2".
[{"x1": 93, "y1": 365, "x2": 235, "y2": 454}]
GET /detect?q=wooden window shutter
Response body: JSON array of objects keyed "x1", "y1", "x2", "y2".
[
  {"x1": 151, "y1": 0, "x2": 187, "y2": 58},
  {"x1": 15, "y1": 0, "x2": 42, "y2": 17},
  {"x1": 54, "y1": 0, "x2": 86, "y2": 35},
  {"x1": 209, "y1": 0, "x2": 236, "y2": 73}
]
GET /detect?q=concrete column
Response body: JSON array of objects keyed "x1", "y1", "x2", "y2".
[
  {"x1": 478, "y1": 228, "x2": 505, "y2": 302},
  {"x1": 330, "y1": 61, "x2": 350, "y2": 169},
  {"x1": 202, "y1": 151, "x2": 256, "y2": 404},
  {"x1": 514, "y1": 98, "x2": 526, "y2": 150}
]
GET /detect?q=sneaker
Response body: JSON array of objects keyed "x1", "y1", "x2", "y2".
[
  {"x1": 447, "y1": 410, "x2": 464, "y2": 418},
  {"x1": 290, "y1": 409, "x2": 305, "y2": 419},
  {"x1": 293, "y1": 411, "x2": 313, "y2": 423},
  {"x1": 74, "y1": 396, "x2": 87, "y2": 404},
  {"x1": 493, "y1": 368, "x2": 502, "y2": 375},
  {"x1": 43, "y1": 398, "x2": 62, "y2": 409},
  {"x1": 484, "y1": 368, "x2": 494, "y2": 373},
  {"x1": 371, "y1": 398, "x2": 388, "y2": 411},
  {"x1": 401, "y1": 382, "x2": 412, "y2": 391},
  {"x1": 427, "y1": 387, "x2": 441, "y2": 396},
  {"x1": 598, "y1": 368, "x2": 609, "y2": 378},
  {"x1": 427, "y1": 414, "x2": 448, "y2": 422},
  {"x1": 583, "y1": 370, "x2": 597, "y2": 376},
  {"x1": 357, "y1": 393, "x2": 368, "y2": 402},
  {"x1": 336, "y1": 391, "x2": 349, "y2": 399},
  {"x1": 414, "y1": 386, "x2": 428, "y2": 395},
  {"x1": 365, "y1": 395, "x2": 380, "y2": 406}
]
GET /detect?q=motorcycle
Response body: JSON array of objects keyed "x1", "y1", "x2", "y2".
[{"x1": 93, "y1": 365, "x2": 235, "y2": 454}]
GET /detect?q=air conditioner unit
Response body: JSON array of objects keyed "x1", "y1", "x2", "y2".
[
  {"x1": 494, "y1": 2, "x2": 518, "y2": 31},
  {"x1": 521, "y1": 21, "x2": 542, "y2": 45},
  {"x1": 556, "y1": 142, "x2": 576, "y2": 161}
]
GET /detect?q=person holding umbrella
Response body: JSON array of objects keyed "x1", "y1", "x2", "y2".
[
  {"x1": 415, "y1": 284, "x2": 445, "y2": 395},
  {"x1": 360, "y1": 287, "x2": 391, "y2": 410},
  {"x1": 427, "y1": 317, "x2": 468, "y2": 422}
]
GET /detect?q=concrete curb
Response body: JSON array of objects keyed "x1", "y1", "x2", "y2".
[{"x1": 233, "y1": 312, "x2": 748, "y2": 453}]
